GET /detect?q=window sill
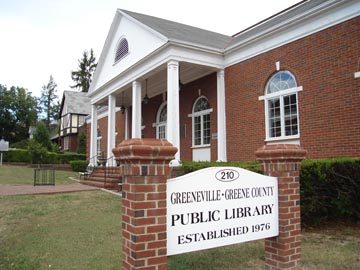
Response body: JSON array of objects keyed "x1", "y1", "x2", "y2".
[
  {"x1": 191, "y1": 145, "x2": 211, "y2": 149},
  {"x1": 265, "y1": 136, "x2": 300, "y2": 145}
]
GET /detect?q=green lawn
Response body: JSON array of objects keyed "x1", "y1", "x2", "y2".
[
  {"x1": 0, "y1": 165, "x2": 359, "y2": 269},
  {"x1": 0, "y1": 191, "x2": 359, "y2": 270},
  {"x1": 0, "y1": 191, "x2": 122, "y2": 270},
  {"x1": 0, "y1": 165, "x2": 78, "y2": 185}
]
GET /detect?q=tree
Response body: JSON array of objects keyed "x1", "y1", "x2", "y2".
[
  {"x1": 77, "y1": 131, "x2": 87, "y2": 154},
  {"x1": 33, "y1": 121, "x2": 51, "y2": 150},
  {"x1": 71, "y1": 49, "x2": 97, "y2": 92},
  {"x1": 39, "y1": 76, "x2": 60, "y2": 129},
  {"x1": 0, "y1": 84, "x2": 38, "y2": 143}
]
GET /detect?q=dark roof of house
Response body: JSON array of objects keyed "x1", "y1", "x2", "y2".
[
  {"x1": 63, "y1": 91, "x2": 91, "y2": 115},
  {"x1": 120, "y1": 9, "x2": 233, "y2": 51}
]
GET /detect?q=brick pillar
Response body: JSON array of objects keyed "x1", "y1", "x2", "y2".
[
  {"x1": 113, "y1": 138, "x2": 177, "y2": 270},
  {"x1": 255, "y1": 144, "x2": 306, "y2": 270}
]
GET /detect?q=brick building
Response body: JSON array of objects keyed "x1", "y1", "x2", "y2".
[{"x1": 86, "y1": 0, "x2": 360, "y2": 164}]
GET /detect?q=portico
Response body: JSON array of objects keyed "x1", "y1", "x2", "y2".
[{"x1": 87, "y1": 9, "x2": 230, "y2": 164}]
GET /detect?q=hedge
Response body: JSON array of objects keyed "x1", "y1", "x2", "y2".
[
  {"x1": 174, "y1": 160, "x2": 262, "y2": 176},
  {"x1": 2, "y1": 149, "x2": 31, "y2": 163},
  {"x1": 300, "y1": 158, "x2": 360, "y2": 224},
  {"x1": 3, "y1": 149, "x2": 86, "y2": 164},
  {"x1": 70, "y1": 160, "x2": 88, "y2": 172}
]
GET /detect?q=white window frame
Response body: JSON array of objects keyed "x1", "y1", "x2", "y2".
[
  {"x1": 259, "y1": 71, "x2": 303, "y2": 142},
  {"x1": 188, "y1": 96, "x2": 213, "y2": 148},
  {"x1": 154, "y1": 102, "x2": 167, "y2": 139}
]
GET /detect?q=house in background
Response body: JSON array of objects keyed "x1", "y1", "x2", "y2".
[
  {"x1": 85, "y1": 0, "x2": 360, "y2": 164},
  {"x1": 59, "y1": 91, "x2": 91, "y2": 152}
]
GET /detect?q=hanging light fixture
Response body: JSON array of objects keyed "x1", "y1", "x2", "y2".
[
  {"x1": 120, "y1": 92, "x2": 126, "y2": 114},
  {"x1": 143, "y1": 79, "x2": 150, "y2": 104}
]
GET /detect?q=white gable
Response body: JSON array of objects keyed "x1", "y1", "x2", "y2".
[{"x1": 91, "y1": 11, "x2": 167, "y2": 92}]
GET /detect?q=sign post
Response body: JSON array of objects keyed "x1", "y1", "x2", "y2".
[
  {"x1": 167, "y1": 167, "x2": 278, "y2": 255},
  {"x1": 0, "y1": 139, "x2": 9, "y2": 166}
]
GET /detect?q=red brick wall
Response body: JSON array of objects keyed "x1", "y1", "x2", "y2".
[
  {"x1": 86, "y1": 110, "x2": 127, "y2": 160},
  {"x1": 226, "y1": 16, "x2": 360, "y2": 160},
  {"x1": 140, "y1": 73, "x2": 218, "y2": 161},
  {"x1": 60, "y1": 134, "x2": 78, "y2": 152}
]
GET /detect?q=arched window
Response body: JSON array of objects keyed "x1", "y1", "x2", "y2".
[
  {"x1": 114, "y1": 37, "x2": 129, "y2": 63},
  {"x1": 155, "y1": 102, "x2": 167, "y2": 139},
  {"x1": 191, "y1": 97, "x2": 212, "y2": 146},
  {"x1": 260, "y1": 71, "x2": 302, "y2": 140}
]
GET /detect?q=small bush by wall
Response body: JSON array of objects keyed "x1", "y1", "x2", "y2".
[
  {"x1": 300, "y1": 158, "x2": 360, "y2": 225},
  {"x1": 70, "y1": 160, "x2": 88, "y2": 172},
  {"x1": 58, "y1": 152, "x2": 86, "y2": 164},
  {"x1": 174, "y1": 160, "x2": 262, "y2": 176},
  {"x1": 3, "y1": 149, "x2": 86, "y2": 165}
]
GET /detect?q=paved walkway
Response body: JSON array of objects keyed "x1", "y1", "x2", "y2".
[{"x1": 0, "y1": 183, "x2": 99, "y2": 196}]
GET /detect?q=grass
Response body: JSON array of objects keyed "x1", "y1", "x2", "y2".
[
  {"x1": 168, "y1": 224, "x2": 360, "y2": 270},
  {"x1": 0, "y1": 192, "x2": 359, "y2": 270},
  {"x1": 0, "y1": 191, "x2": 122, "y2": 270},
  {"x1": 0, "y1": 166, "x2": 359, "y2": 269},
  {"x1": 0, "y1": 165, "x2": 78, "y2": 185}
]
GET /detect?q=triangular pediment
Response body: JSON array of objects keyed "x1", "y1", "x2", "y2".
[{"x1": 89, "y1": 9, "x2": 168, "y2": 93}]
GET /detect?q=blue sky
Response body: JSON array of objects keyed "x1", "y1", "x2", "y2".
[{"x1": 0, "y1": 0, "x2": 300, "y2": 98}]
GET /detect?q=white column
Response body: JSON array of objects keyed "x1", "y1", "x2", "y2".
[
  {"x1": 167, "y1": 60, "x2": 180, "y2": 161},
  {"x1": 107, "y1": 94, "x2": 116, "y2": 163},
  {"x1": 217, "y1": 69, "x2": 227, "y2": 162},
  {"x1": 132, "y1": 81, "x2": 142, "y2": 138},
  {"x1": 125, "y1": 108, "x2": 129, "y2": 140},
  {"x1": 90, "y1": 104, "x2": 98, "y2": 165}
]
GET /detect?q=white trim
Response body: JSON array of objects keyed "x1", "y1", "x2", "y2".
[
  {"x1": 355, "y1": 71, "x2": 360, "y2": 78},
  {"x1": 225, "y1": 0, "x2": 360, "y2": 67},
  {"x1": 191, "y1": 144, "x2": 211, "y2": 149},
  {"x1": 188, "y1": 108, "x2": 213, "y2": 117},
  {"x1": 86, "y1": 107, "x2": 121, "y2": 123},
  {"x1": 259, "y1": 86, "x2": 303, "y2": 101},
  {"x1": 266, "y1": 138, "x2": 300, "y2": 145}
]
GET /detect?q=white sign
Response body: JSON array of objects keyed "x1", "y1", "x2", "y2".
[
  {"x1": 167, "y1": 167, "x2": 278, "y2": 256},
  {"x1": 0, "y1": 139, "x2": 9, "y2": 152}
]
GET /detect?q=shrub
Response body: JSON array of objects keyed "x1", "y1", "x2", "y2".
[
  {"x1": 300, "y1": 158, "x2": 360, "y2": 225},
  {"x1": 28, "y1": 139, "x2": 48, "y2": 164},
  {"x1": 10, "y1": 139, "x2": 29, "y2": 149},
  {"x1": 33, "y1": 121, "x2": 51, "y2": 150},
  {"x1": 3, "y1": 149, "x2": 31, "y2": 163},
  {"x1": 77, "y1": 132, "x2": 86, "y2": 154},
  {"x1": 58, "y1": 152, "x2": 86, "y2": 164},
  {"x1": 70, "y1": 160, "x2": 88, "y2": 172}
]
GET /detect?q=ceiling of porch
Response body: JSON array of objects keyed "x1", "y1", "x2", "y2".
[{"x1": 97, "y1": 62, "x2": 217, "y2": 107}]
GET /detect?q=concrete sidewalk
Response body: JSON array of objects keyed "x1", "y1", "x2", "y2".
[{"x1": 0, "y1": 183, "x2": 99, "y2": 196}]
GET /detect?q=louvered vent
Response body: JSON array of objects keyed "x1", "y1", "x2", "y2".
[{"x1": 115, "y1": 38, "x2": 129, "y2": 63}]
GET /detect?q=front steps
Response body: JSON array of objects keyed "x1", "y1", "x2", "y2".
[{"x1": 80, "y1": 166, "x2": 122, "y2": 191}]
